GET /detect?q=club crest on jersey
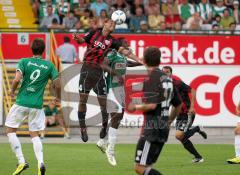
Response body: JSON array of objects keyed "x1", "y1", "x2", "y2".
[
  {"x1": 115, "y1": 63, "x2": 126, "y2": 69},
  {"x1": 105, "y1": 40, "x2": 110, "y2": 45},
  {"x1": 94, "y1": 40, "x2": 106, "y2": 49}
]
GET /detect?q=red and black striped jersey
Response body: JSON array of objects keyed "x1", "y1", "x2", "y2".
[{"x1": 83, "y1": 29, "x2": 121, "y2": 64}]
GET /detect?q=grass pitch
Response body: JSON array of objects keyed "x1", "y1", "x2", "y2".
[{"x1": 0, "y1": 143, "x2": 239, "y2": 175}]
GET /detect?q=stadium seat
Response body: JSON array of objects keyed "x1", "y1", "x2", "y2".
[{"x1": 0, "y1": 0, "x2": 38, "y2": 29}]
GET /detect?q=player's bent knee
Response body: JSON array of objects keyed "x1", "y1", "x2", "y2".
[{"x1": 175, "y1": 131, "x2": 184, "y2": 141}]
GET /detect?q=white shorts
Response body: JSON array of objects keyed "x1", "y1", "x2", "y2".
[
  {"x1": 5, "y1": 104, "x2": 45, "y2": 131},
  {"x1": 107, "y1": 86, "x2": 125, "y2": 113}
]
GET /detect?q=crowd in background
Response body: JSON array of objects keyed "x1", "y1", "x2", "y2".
[{"x1": 30, "y1": 0, "x2": 240, "y2": 33}]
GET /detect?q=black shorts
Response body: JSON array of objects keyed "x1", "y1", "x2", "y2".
[
  {"x1": 134, "y1": 137, "x2": 165, "y2": 166},
  {"x1": 176, "y1": 114, "x2": 195, "y2": 132},
  {"x1": 79, "y1": 63, "x2": 107, "y2": 96}
]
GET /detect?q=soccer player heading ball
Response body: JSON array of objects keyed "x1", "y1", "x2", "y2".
[
  {"x1": 73, "y1": 18, "x2": 142, "y2": 143},
  {"x1": 128, "y1": 46, "x2": 182, "y2": 175}
]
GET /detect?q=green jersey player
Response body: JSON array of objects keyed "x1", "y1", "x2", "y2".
[
  {"x1": 97, "y1": 39, "x2": 142, "y2": 166},
  {"x1": 5, "y1": 38, "x2": 61, "y2": 175}
]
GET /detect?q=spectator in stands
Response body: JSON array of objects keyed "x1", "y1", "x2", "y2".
[
  {"x1": 40, "y1": 5, "x2": 60, "y2": 28},
  {"x1": 196, "y1": 0, "x2": 213, "y2": 24},
  {"x1": 48, "y1": 18, "x2": 65, "y2": 30},
  {"x1": 89, "y1": 17, "x2": 98, "y2": 30},
  {"x1": 57, "y1": 0, "x2": 71, "y2": 24},
  {"x1": 229, "y1": 22, "x2": 237, "y2": 31},
  {"x1": 80, "y1": 9, "x2": 92, "y2": 30},
  {"x1": 97, "y1": 9, "x2": 109, "y2": 28},
  {"x1": 233, "y1": 0, "x2": 240, "y2": 23},
  {"x1": 186, "y1": 12, "x2": 203, "y2": 30},
  {"x1": 129, "y1": 6, "x2": 147, "y2": 31},
  {"x1": 162, "y1": 0, "x2": 179, "y2": 16},
  {"x1": 160, "y1": 21, "x2": 167, "y2": 30},
  {"x1": 130, "y1": 0, "x2": 145, "y2": 15},
  {"x1": 165, "y1": 5, "x2": 181, "y2": 30},
  {"x1": 110, "y1": 0, "x2": 131, "y2": 22},
  {"x1": 56, "y1": 36, "x2": 77, "y2": 63},
  {"x1": 69, "y1": 20, "x2": 85, "y2": 32},
  {"x1": 148, "y1": 8, "x2": 165, "y2": 30},
  {"x1": 39, "y1": 0, "x2": 58, "y2": 20},
  {"x1": 144, "y1": 0, "x2": 160, "y2": 15},
  {"x1": 212, "y1": 14, "x2": 222, "y2": 25},
  {"x1": 174, "y1": 21, "x2": 183, "y2": 31},
  {"x1": 62, "y1": 11, "x2": 78, "y2": 29},
  {"x1": 213, "y1": 0, "x2": 226, "y2": 17},
  {"x1": 41, "y1": 99, "x2": 70, "y2": 139},
  {"x1": 72, "y1": 0, "x2": 90, "y2": 18},
  {"x1": 224, "y1": 0, "x2": 235, "y2": 8},
  {"x1": 31, "y1": 0, "x2": 40, "y2": 22},
  {"x1": 90, "y1": 0, "x2": 109, "y2": 17},
  {"x1": 220, "y1": 8, "x2": 235, "y2": 29},
  {"x1": 212, "y1": 23, "x2": 220, "y2": 30},
  {"x1": 178, "y1": 0, "x2": 195, "y2": 23},
  {"x1": 137, "y1": 20, "x2": 149, "y2": 32}
]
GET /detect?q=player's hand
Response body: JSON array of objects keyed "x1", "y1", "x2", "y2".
[
  {"x1": 128, "y1": 103, "x2": 136, "y2": 112},
  {"x1": 188, "y1": 107, "x2": 195, "y2": 115},
  {"x1": 73, "y1": 33, "x2": 80, "y2": 43},
  {"x1": 8, "y1": 90, "x2": 15, "y2": 100},
  {"x1": 138, "y1": 57, "x2": 143, "y2": 65}
]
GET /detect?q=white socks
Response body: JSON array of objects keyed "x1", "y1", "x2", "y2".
[
  {"x1": 7, "y1": 133, "x2": 25, "y2": 164},
  {"x1": 108, "y1": 127, "x2": 117, "y2": 147},
  {"x1": 32, "y1": 136, "x2": 44, "y2": 165},
  {"x1": 235, "y1": 135, "x2": 240, "y2": 157}
]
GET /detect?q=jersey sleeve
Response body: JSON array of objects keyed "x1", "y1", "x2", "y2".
[
  {"x1": 50, "y1": 63, "x2": 59, "y2": 80},
  {"x1": 83, "y1": 29, "x2": 96, "y2": 44},
  {"x1": 111, "y1": 38, "x2": 121, "y2": 51},
  {"x1": 16, "y1": 59, "x2": 25, "y2": 75},
  {"x1": 170, "y1": 86, "x2": 182, "y2": 107}
]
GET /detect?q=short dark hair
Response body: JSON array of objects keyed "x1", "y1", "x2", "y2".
[
  {"x1": 52, "y1": 18, "x2": 58, "y2": 24},
  {"x1": 143, "y1": 46, "x2": 161, "y2": 67},
  {"x1": 162, "y1": 66, "x2": 173, "y2": 73},
  {"x1": 31, "y1": 38, "x2": 45, "y2": 55},
  {"x1": 64, "y1": 36, "x2": 70, "y2": 43}
]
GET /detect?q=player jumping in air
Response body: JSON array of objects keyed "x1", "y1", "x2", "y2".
[
  {"x1": 5, "y1": 38, "x2": 61, "y2": 175},
  {"x1": 162, "y1": 66, "x2": 207, "y2": 163},
  {"x1": 128, "y1": 47, "x2": 182, "y2": 175},
  {"x1": 96, "y1": 38, "x2": 142, "y2": 166},
  {"x1": 227, "y1": 101, "x2": 240, "y2": 164},
  {"x1": 73, "y1": 19, "x2": 142, "y2": 142}
]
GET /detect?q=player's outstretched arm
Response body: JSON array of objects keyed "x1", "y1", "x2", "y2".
[
  {"x1": 127, "y1": 60, "x2": 142, "y2": 67},
  {"x1": 10, "y1": 71, "x2": 22, "y2": 98},
  {"x1": 189, "y1": 88, "x2": 196, "y2": 115},
  {"x1": 118, "y1": 47, "x2": 143, "y2": 64}
]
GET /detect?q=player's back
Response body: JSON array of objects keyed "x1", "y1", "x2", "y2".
[{"x1": 16, "y1": 57, "x2": 58, "y2": 109}]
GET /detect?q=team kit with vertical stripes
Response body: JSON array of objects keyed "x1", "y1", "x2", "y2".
[
  {"x1": 135, "y1": 68, "x2": 182, "y2": 166},
  {"x1": 79, "y1": 29, "x2": 121, "y2": 95}
]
